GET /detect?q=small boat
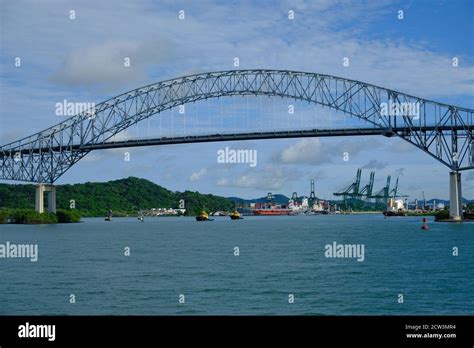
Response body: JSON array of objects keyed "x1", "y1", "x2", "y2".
[
  {"x1": 105, "y1": 209, "x2": 112, "y2": 221},
  {"x1": 196, "y1": 210, "x2": 213, "y2": 221},
  {"x1": 138, "y1": 211, "x2": 144, "y2": 222},
  {"x1": 230, "y1": 210, "x2": 243, "y2": 220}
]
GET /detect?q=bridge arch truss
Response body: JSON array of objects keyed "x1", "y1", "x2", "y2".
[{"x1": 1, "y1": 69, "x2": 473, "y2": 183}]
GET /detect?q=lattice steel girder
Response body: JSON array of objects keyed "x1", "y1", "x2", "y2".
[
  {"x1": 1, "y1": 69, "x2": 473, "y2": 183},
  {"x1": 2, "y1": 126, "x2": 470, "y2": 156}
]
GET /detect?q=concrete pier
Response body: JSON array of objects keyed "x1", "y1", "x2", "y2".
[
  {"x1": 35, "y1": 184, "x2": 56, "y2": 213},
  {"x1": 449, "y1": 171, "x2": 462, "y2": 221}
]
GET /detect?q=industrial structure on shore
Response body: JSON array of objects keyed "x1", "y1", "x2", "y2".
[
  {"x1": 333, "y1": 169, "x2": 408, "y2": 210},
  {"x1": 251, "y1": 179, "x2": 335, "y2": 215}
]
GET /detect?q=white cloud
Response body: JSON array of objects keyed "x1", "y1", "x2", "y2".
[
  {"x1": 394, "y1": 168, "x2": 406, "y2": 176},
  {"x1": 277, "y1": 138, "x2": 380, "y2": 164},
  {"x1": 279, "y1": 138, "x2": 332, "y2": 164},
  {"x1": 362, "y1": 159, "x2": 388, "y2": 170},
  {"x1": 190, "y1": 168, "x2": 207, "y2": 181},
  {"x1": 216, "y1": 164, "x2": 300, "y2": 190},
  {"x1": 51, "y1": 40, "x2": 171, "y2": 90}
]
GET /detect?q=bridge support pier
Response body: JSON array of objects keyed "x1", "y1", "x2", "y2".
[
  {"x1": 449, "y1": 171, "x2": 462, "y2": 221},
  {"x1": 35, "y1": 184, "x2": 56, "y2": 214}
]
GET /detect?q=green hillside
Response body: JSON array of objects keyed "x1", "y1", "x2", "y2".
[{"x1": 0, "y1": 177, "x2": 233, "y2": 217}]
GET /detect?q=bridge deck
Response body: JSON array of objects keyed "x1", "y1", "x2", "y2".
[{"x1": 1, "y1": 126, "x2": 471, "y2": 156}]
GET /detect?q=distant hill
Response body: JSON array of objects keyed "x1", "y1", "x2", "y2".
[
  {"x1": 426, "y1": 198, "x2": 472, "y2": 205},
  {"x1": 228, "y1": 194, "x2": 290, "y2": 205},
  {"x1": 408, "y1": 198, "x2": 472, "y2": 206},
  {"x1": 0, "y1": 177, "x2": 233, "y2": 217}
]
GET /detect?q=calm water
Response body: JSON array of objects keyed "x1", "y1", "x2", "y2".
[{"x1": 0, "y1": 215, "x2": 473, "y2": 315}]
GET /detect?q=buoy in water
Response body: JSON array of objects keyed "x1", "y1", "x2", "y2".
[{"x1": 421, "y1": 217, "x2": 429, "y2": 230}]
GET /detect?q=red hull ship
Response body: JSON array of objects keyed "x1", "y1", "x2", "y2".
[{"x1": 252, "y1": 202, "x2": 292, "y2": 216}]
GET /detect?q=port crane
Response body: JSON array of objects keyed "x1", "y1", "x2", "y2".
[
  {"x1": 334, "y1": 169, "x2": 407, "y2": 209},
  {"x1": 309, "y1": 179, "x2": 317, "y2": 205},
  {"x1": 359, "y1": 171, "x2": 375, "y2": 201},
  {"x1": 371, "y1": 175, "x2": 391, "y2": 207},
  {"x1": 333, "y1": 168, "x2": 363, "y2": 206}
]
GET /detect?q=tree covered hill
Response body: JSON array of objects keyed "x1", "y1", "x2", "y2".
[
  {"x1": 228, "y1": 193, "x2": 291, "y2": 205},
  {"x1": 0, "y1": 177, "x2": 233, "y2": 217}
]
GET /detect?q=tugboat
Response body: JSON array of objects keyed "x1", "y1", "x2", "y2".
[
  {"x1": 230, "y1": 210, "x2": 243, "y2": 220},
  {"x1": 196, "y1": 210, "x2": 213, "y2": 221}
]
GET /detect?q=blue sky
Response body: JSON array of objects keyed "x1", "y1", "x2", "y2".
[{"x1": 0, "y1": 0, "x2": 473, "y2": 200}]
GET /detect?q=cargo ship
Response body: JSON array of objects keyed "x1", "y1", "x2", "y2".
[
  {"x1": 383, "y1": 197, "x2": 407, "y2": 216},
  {"x1": 252, "y1": 202, "x2": 292, "y2": 216}
]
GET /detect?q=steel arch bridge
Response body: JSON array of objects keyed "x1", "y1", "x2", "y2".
[{"x1": 1, "y1": 69, "x2": 473, "y2": 185}]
